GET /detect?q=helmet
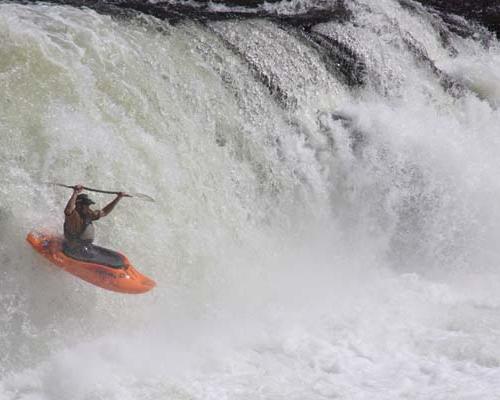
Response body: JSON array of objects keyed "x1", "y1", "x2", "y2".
[{"x1": 76, "y1": 193, "x2": 95, "y2": 205}]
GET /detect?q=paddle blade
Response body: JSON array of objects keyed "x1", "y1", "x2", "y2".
[{"x1": 128, "y1": 192, "x2": 155, "y2": 202}]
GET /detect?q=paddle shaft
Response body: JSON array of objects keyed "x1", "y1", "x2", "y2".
[
  {"x1": 56, "y1": 183, "x2": 130, "y2": 196},
  {"x1": 50, "y1": 183, "x2": 155, "y2": 202}
]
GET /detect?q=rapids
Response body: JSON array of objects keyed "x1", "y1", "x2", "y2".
[{"x1": 1, "y1": 1, "x2": 500, "y2": 398}]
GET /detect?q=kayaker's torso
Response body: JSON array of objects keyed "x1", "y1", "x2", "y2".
[{"x1": 64, "y1": 209, "x2": 100, "y2": 242}]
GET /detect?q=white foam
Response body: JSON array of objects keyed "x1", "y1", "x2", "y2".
[{"x1": 1, "y1": 1, "x2": 500, "y2": 399}]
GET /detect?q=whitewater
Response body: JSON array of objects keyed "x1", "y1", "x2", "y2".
[{"x1": 1, "y1": 0, "x2": 500, "y2": 398}]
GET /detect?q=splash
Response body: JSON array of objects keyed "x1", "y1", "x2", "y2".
[{"x1": 1, "y1": 1, "x2": 500, "y2": 398}]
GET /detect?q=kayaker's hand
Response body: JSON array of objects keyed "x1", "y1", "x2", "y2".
[
  {"x1": 74, "y1": 184, "x2": 83, "y2": 194},
  {"x1": 117, "y1": 192, "x2": 130, "y2": 199}
]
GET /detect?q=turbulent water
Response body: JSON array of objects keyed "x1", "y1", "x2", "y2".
[{"x1": 1, "y1": 0, "x2": 500, "y2": 398}]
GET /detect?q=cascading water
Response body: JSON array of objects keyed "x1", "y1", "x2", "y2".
[{"x1": 1, "y1": 0, "x2": 500, "y2": 398}]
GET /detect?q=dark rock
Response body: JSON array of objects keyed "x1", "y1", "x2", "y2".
[
  {"x1": 20, "y1": 0, "x2": 351, "y2": 28},
  {"x1": 413, "y1": 0, "x2": 500, "y2": 38},
  {"x1": 283, "y1": 27, "x2": 366, "y2": 87}
]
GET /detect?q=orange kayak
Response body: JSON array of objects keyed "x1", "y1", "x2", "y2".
[{"x1": 27, "y1": 230, "x2": 155, "y2": 294}]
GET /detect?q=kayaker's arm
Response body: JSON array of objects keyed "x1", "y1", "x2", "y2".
[
  {"x1": 96, "y1": 192, "x2": 126, "y2": 219},
  {"x1": 64, "y1": 185, "x2": 83, "y2": 216}
]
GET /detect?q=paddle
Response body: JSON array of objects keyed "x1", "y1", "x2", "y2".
[{"x1": 47, "y1": 182, "x2": 155, "y2": 202}]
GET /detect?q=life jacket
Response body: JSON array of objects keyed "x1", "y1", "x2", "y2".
[{"x1": 64, "y1": 211, "x2": 95, "y2": 243}]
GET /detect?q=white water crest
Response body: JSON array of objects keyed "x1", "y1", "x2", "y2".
[{"x1": 1, "y1": 1, "x2": 500, "y2": 399}]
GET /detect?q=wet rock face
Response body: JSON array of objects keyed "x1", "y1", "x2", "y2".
[
  {"x1": 28, "y1": 0, "x2": 499, "y2": 37},
  {"x1": 414, "y1": 0, "x2": 500, "y2": 37},
  {"x1": 24, "y1": 0, "x2": 500, "y2": 40},
  {"x1": 28, "y1": 0, "x2": 350, "y2": 28},
  {"x1": 192, "y1": 0, "x2": 500, "y2": 37},
  {"x1": 205, "y1": 0, "x2": 500, "y2": 36}
]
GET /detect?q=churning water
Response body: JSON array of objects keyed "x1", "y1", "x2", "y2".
[{"x1": 1, "y1": 1, "x2": 500, "y2": 398}]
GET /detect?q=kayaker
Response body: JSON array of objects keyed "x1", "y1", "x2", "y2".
[{"x1": 63, "y1": 184, "x2": 125, "y2": 256}]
